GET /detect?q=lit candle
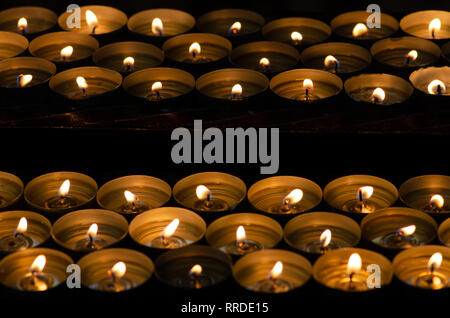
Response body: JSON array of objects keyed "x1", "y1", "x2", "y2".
[
  {"x1": 86, "y1": 10, "x2": 99, "y2": 34},
  {"x1": 120, "y1": 190, "x2": 149, "y2": 214},
  {"x1": 44, "y1": 179, "x2": 79, "y2": 209},
  {"x1": 76, "y1": 76, "x2": 88, "y2": 96},
  {"x1": 19, "y1": 255, "x2": 50, "y2": 291},
  {"x1": 123, "y1": 56, "x2": 135, "y2": 72},
  {"x1": 152, "y1": 17, "x2": 164, "y2": 36},
  {"x1": 386, "y1": 225, "x2": 417, "y2": 248},
  {"x1": 189, "y1": 264, "x2": 205, "y2": 289},
  {"x1": 356, "y1": 186, "x2": 375, "y2": 212},
  {"x1": 228, "y1": 21, "x2": 242, "y2": 35},
  {"x1": 196, "y1": 184, "x2": 214, "y2": 209},
  {"x1": 0, "y1": 217, "x2": 33, "y2": 252},
  {"x1": 428, "y1": 18, "x2": 441, "y2": 39},
  {"x1": 102, "y1": 261, "x2": 131, "y2": 292},
  {"x1": 60, "y1": 45, "x2": 74, "y2": 62},
  {"x1": 352, "y1": 23, "x2": 368, "y2": 38},
  {"x1": 319, "y1": 229, "x2": 332, "y2": 254},
  {"x1": 281, "y1": 188, "x2": 303, "y2": 212},
  {"x1": 290, "y1": 31, "x2": 303, "y2": 46},
  {"x1": 231, "y1": 225, "x2": 262, "y2": 254},
  {"x1": 370, "y1": 87, "x2": 386, "y2": 104},
  {"x1": 324, "y1": 55, "x2": 340, "y2": 73},
  {"x1": 405, "y1": 50, "x2": 418, "y2": 65},
  {"x1": 189, "y1": 42, "x2": 201, "y2": 62},
  {"x1": 253, "y1": 261, "x2": 293, "y2": 293},
  {"x1": 151, "y1": 218, "x2": 185, "y2": 248},
  {"x1": 148, "y1": 81, "x2": 162, "y2": 101},
  {"x1": 87, "y1": 223, "x2": 99, "y2": 249},
  {"x1": 16, "y1": 74, "x2": 32, "y2": 88},
  {"x1": 427, "y1": 80, "x2": 446, "y2": 95},
  {"x1": 17, "y1": 17, "x2": 28, "y2": 35},
  {"x1": 414, "y1": 252, "x2": 447, "y2": 289},
  {"x1": 259, "y1": 57, "x2": 270, "y2": 72},
  {"x1": 302, "y1": 78, "x2": 313, "y2": 101},
  {"x1": 230, "y1": 83, "x2": 243, "y2": 100},
  {"x1": 345, "y1": 253, "x2": 363, "y2": 290},
  {"x1": 428, "y1": 194, "x2": 445, "y2": 212}
]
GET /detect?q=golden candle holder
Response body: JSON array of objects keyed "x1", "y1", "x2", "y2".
[
  {"x1": 155, "y1": 245, "x2": 232, "y2": 289},
  {"x1": 51, "y1": 209, "x2": 128, "y2": 252},
  {"x1": 0, "y1": 248, "x2": 73, "y2": 292},
  {"x1": 97, "y1": 175, "x2": 171, "y2": 215},
  {"x1": 0, "y1": 6, "x2": 57, "y2": 35},
  {"x1": 58, "y1": 5, "x2": 127, "y2": 35},
  {"x1": 206, "y1": 213, "x2": 283, "y2": 255},
  {"x1": 0, "y1": 57, "x2": 56, "y2": 89},
  {"x1": 247, "y1": 176, "x2": 322, "y2": 215},
  {"x1": 331, "y1": 11, "x2": 398, "y2": 41},
  {"x1": 344, "y1": 73, "x2": 414, "y2": 106},
  {"x1": 229, "y1": 41, "x2": 300, "y2": 74},
  {"x1": 262, "y1": 17, "x2": 331, "y2": 47},
  {"x1": 0, "y1": 171, "x2": 23, "y2": 210},
  {"x1": 173, "y1": 172, "x2": 246, "y2": 213},
  {"x1": 24, "y1": 171, "x2": 98, "y2": 214},
  {"x1": 324, "y1": 175, "x2": 398, "y2": 215},
  {"x1": 400, "y1": 10, "x2": 450, "y2": 40},
  {"x1": 270, "y1": 69, "x2": 343, "y2": 103},
  {"x1": 49, "y1": 66, "x2": 122, "y2": 101},
  {"x1": 438, "y1": 218, "x2": 450, "y2": 247},
  {"x1": 93, "y1": 41, "x2": 164, "y2": 74},
  {"x1": 313, "y1": 247, "x2": 393, "y2": 292},
  {"x1": 29, "y1": 32, "x2": 99, "y2": 64},
  {"x1": 300, "y1": 42, "x2": 371, "y2": 75},
  {"x1": 409, "y1": 66, "x2": 450, "y2": 97},
  {"x1": 0, "y1": 211, "x2": 51, "y2": 253},
  {"x1": 123, "y1": 67, "x2": 195, "y2": 102},
  {"x1": 233, "y1": 249, "x2": 312, "y2": 293},
  {"x1": 393, "y1": 245, "x2": 450, "y2": 290},
  {"x1": 0, "y1": 31, "x2": 28, "y2": 59},
  {"x1": 284, "y1": 212, "x2": 361, "y2": 255},
  {"x1": 129, "y1": 207, "x2": 206, "y2": 250},
  {"x1": 360, "y1": 207, "x2": 437, "y2": 250},
  {"x1": 77, "y1": 248, "x2": 154, "y2": 292}
]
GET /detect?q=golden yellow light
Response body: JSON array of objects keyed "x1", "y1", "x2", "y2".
[
  {"x1": 399, "y1": 225, "x2": 416, "y2": 236},
  {"x1": 152, "y1": 81, "x2": 162, "y2": 92},
  {"x1": 236, "y1": 225, "x2": 246, "y2": 243},
  {"x1": 229, "y1": 21, "x2": 242, "y2": 34},
  {"x1": 124, "y1": 190, "x2": 137, "y2": 203},
  {"x1": 85, "y1": 10, "x2": 98, "y2": 31},
  {"x1": 427, "y1": 252, "x2": 443, "y2": 272},
  {"x1": 152, "y1": 17, "x2": 164, "y2": 35},
  {"x1": 427, "y1": 80, "x2": 446, "y2": 95},
  {"x1": 284, "y1": 188, "x2": 303, "y2": 205},
  {"x1": 196, "y1": 185, "x2": 211, "y2": 201},
  {"x1": 189, "y1": 264, "x2": 203, "y2": 275},
  {"x1": 17, "y1": 17, "x2": 28, "y2": 31},
  {"x1": 59, "y1": 179, "x2": 71, "y2": 197},
  {"x1": 189, "y1": 42, "x2": 201, "y2": 57},
  {"x1": 231, "y1": 83, "x2": 243, "y2": 96},
  {"x1": 357, "y1": 186, "x2": 374, "y2": 201},
  {"x1": 163, "y1": 218, "x2": 180, "y2": 239},
  {"x1": 291, "y1": 31, "x2": 303, "y2": 42},
  {"x1": 60, "y1": 46, "x2": 73, "y2": 60},
  {"x1": 429, "y1": 194, "x2": 444, "y2": 209},
  {"x1": 406, "y1": 50, "x2": 418, "y2": 61},
  {"x1": 259, "y1": 57, "x2": 270, "y2": 67},
  {"x1": 30, "y1": 255, "x2": 46, "y2": 273},
  {"x1": 16, "y1": 217, "x2": 28, "y2": 235},
  {"x1": 76, "y1": 76, "x2": 88, "y2": 90},
  {"x1": 111, "y1": 261, "x2": 126, "y2": 278},
  {"x1": 324, "y1": 55, "x2": 338, "y2": 68},
  {"x1": 303, "y1": 78, "x2": 313, "y2": 90},
  {"x1": 371, "y1": 87, "x2": 386, "y2": 102},
  {"x1": 123, "y1": 56, "x2": 135, "y2": 68},
  {"x1": 428, "y1": 18, "x2": 441, "y2": 38},
  {"x1": 269, "y1": 261, "x2": 283, "y2": 280},
  {"x1": 320, "y1": 229, "x2": 332, "y2": 248},
  {"x1": 87, "y1": 223, "x2": 98, "y2": 238},
  {"x1": 347, "y1": 253, "x2": 362, "y2": 275},
  {"x1": 17, "y1": 74, "x2": 33, "y2": 87},
  {"x1": 352, "y1": 23, "x2": 368, "y2": 38}
]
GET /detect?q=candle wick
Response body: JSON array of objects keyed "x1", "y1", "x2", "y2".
[
  {"x1": 432, "y1": 29, "x2": 435, "y2": 39},
  {"x1": 305, "y1": 88, "x2": 310, "y2": 102},
  {"x1": 92, "y1": 25, "x2": 98, "y2": 34},
  {"x1": 405, "y1": 55, "x2": 410, "y2": 65},
  {"x1": 437, "y1": 85, "x2": 442, "y2": 95},
  {"x1": 334, "y1": 61, "x2": 338, "y2": 73}
]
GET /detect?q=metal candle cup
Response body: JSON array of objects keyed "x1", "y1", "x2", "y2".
[
  {"x1": 233, "y1": 249, "x2": 312, "y2": 294},
  {"x1": 206, "y1": 213, "x2": 283, "y2": 256},
  {"x1": 0, "y1": 6, "x2": 57, "y2": 36},
  {"x1": 438, "y1": 219, "x2": 450, "y2": 247},
  {"x1": 409, "y1": 66, "x2": 450, "y2": 97},
  {"x1": 129, "y1": 207, "x2": 206, "y2": 250},
  {"x1": 51, "y1": 209, "x2": 128, "y2": 253},
  {"x1": 78, "y1": 248, "x2": 154, "y2": 293},
  {"x1": 400, "y1": 10, "x2": 450, "y2": 40},
  {"x1": 97, "y1": 175, "x2": 171, "y2": 215},
  {"x1": 0, "y1": 31, "x2": 28, "y2": 59},
  {"x1": 24, "y1": 171, "x2": 98, "y2": 214},
  {"x1": 0, "y1": 57, "x2": 56, "y2": 89},
  {"x1": 0, "y1": 211, "x2": 51, "y2": 253},
  {"x1": 0, "y1": 171, "x2": 23, "y2": 210}
]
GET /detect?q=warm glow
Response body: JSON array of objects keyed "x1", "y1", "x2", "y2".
[
  {"x1": 189, "y1": 42, "x2": 201, "y2": 56},
  {"x1": 357, "y1": 186, "x2": 374, "y2": 201},
  {"x1": 152, "y1": 17, "x2": 164, "y2": 35},
  {"x1": 406, "y1": 50, "x2": 418, "y2": 61},
  {"x1": 259, "y1": 57, "x2": 270, "y2": 67},
  {"x1": 111, "y1": 261, "x2": 126, "y2": 278},
  {"x1": 17, "y1": 17, "x2": 28, "y2": 30},
  {"x1": 352, "y1": 23, "x2": 368, "y2": 38},
  {"x1": 85, "y1": 10, "x2": 98, "y2": 29},
  {"x1": 124, "y1": 190, "x2": 137, "y2": 203},
  {"x1": 324, "y1": 55, "x2": 338, "y2": 68},
  {"x1": 152, "y1": 81, "x2": 162, "y2": 92},
  {"x1": 303, "y1": 78, "x2": 313, "y2": 90},
  {"x1": 347, "y1": 253, "x2": 362, "y2": 275},
  {"x1": 76, "y1": 76, "x2": 88, "y2": 90},
  {"x1": 17, "y1": 74, "x2": 33, "y2": 88},
  {"x1": 59, "y1": 179, "x2": 71, "y2": 197},
  {"x1": 429, "y1": 194, "x2": 444, "y2": 209},
  {"x1": 196, "y1": 185, "x2": 211, "y2": 201},
  {"x1": 320, "y1": 229, "x2": 332, "y2": 248},
  {"x1": 163, "y1": 218, "x2": 180, "y2": 239},
  {"x1": 427, "y1": 252, "x2": 443, "y2": 271},
  {"x1": 60, "y1": 46, "x2": 73, "y2": 59},
  {"x1": 16, "y1": 217, "x2": 28, "y2": 235},
  {"x1": 371, "y1": 87, "x2": 386, "y2": 102},
  {"x1": 284, "y1": 189, "x2": 303, "y2": 205},
  {"x1": 229, "y1": 21, "x2": 242, "y2": 33},
  {"x1": 398, "y1": 225, "x2": 416, "y2": 236},
  {"x1": 236, "y1": 225, "x2": 246, "y2": 242},
  {"x1": 428, "y1": 18, "x2": 441, "y2": 37},
  {"x1": 189, "y1": 264, "x2": 203, "y2": 275},
  {"x1": 231, "y1": 83, "x2": 243, "y2": 96},
  {"x1": 291, "y1": 31, "x2": 303, "y2": 42},
  {"x1": 87, "y1": 223, "x2": 98, "y2": 238},
  {"x1": 427, "y1": 80, "x2": 446, "y2": 95},
  {"x1": 30, "y1": 255, "x2": 46, "y2": 273},
  {"x1": 123, "y1": 56, "x2": 135, "y2": 67},
  {"x1": 269, "y1": 261, "x2": 283, "y2": 279}
]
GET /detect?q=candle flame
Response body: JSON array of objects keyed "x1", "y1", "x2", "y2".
[
  {"x1": 60, "y1": 46, "x2": 73, "y2": 59},
  {"x1": 428, "y1": 18, "x2": 441, "y2": 37},
  {"x1": 427, "y1": 252, "x2": 443, "y2": 272},
  {"x1": 59, "y1": 179, "x2": 70, "y2": 197},
  {"x1": 291, "y1": 31, "x2": 303, "y2": 42},
  {"x1": 152, "y1": 17, "x2": 164, "y2": 35},
  {"x1": 124, "y1": 190, "x2": 137, "y2": 203},
  {"x1": 324, "y1": 55, "x2": 339, "y2": 68},
  {"x1": 320, "y1": 229, "x2": 332, "y2": 248},
  {"x1": 259, "y1": 57, "x2": 270, "y2": 67},
  {"x1": 283, "y1": 188, "x2": 303, "y2": 205},
  {"x1": 17, "y1": 74, "x2": 33, "y2": 87},
  {"x1": 85, "y1": 10, "x2": 98, "y2": 30},
  {"x1": 189, "y1": 42, "x2": 201, "y2": 56},
  {"x1": 398, "y1": 225, "x2": 416, "y2": 236},
  {"x1": 76, "y1": 76, "x2": 88, "y2": 90},
  {"x1": 152, "y1": 81, "x2": 162, "y2": 92},
  {"x1": 88, "y1": 223, "x2": 98, "y2": 238},
  {"x1": 189, "y1": 264, "x2": 203, "y2": 275},
  {"x1": 352, "y1": 23, "x2": 368, "y2": 38},
  {"x1": 269, "y1": 261, "x2": 283, "y2": 279},
  {"x1": 429, "y1": 194, "x2": 444, "y2": 209},
  {"x1": 371, "y1": 87, "x2": 386, "y2": 102},
  {"x1": 303, "y1": 78, "x2": 313, "y2": 90},
  {"x1": 236, "y1": 225, "x2": 246, "y2": 243},
  {"x1": 406, "y1": 50, "x2": 418, "y2": 62},
  {"x1": 229, "y1": 21, "x2": 242, "y2": 34},
  {"x1": 123, "y1": 56, "x2": 135, "y2": 67},
  {"x1": 16, "y1": 217, "x2": 28, "y2": 235},
  {"x1": 347, "y1": 253, "x2": 362, "y2": 275},
  {"x1": 357, "y1": 186, "x2": 374, "y2": 201},
  {"x1": 17, "y1": 17, "x2": 28, "y2": 30},
  {"x1": 196, "y1": 185, "x2": 211, "y2": 201},
  {"x1": 231, "y1": 83, "x2": 243, "y2": 96},
  {"x1": 30, "y1": 255, "x2": 46, "y2": 273},
  {"x1": 163, "y1": 218, "x2": 180, "y2": 239},
  {"x1": 427, "y1": 80, "x2": 446, "y2": 95},
  {"x1": 111, "y1": 261, "x2": 126, "y2": 278}
]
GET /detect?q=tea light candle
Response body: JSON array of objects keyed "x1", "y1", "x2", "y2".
[
  {"x1": 247, "y1": 176, "x2": 322, "y2": 214},
  {"x1": 233, "y1": 249, "x2": 312, "y2": 293},
  {"x1": 399, "y1": 175, "x2": 450, "y2": 214},
  {"x1": 229, "y1": 41, "x2": 300, "y2": 74},
  {"x1": 331, "y1": 11, "x2": 398, "y2": 41},
  {"x1": 49, "y1": 66, "x2": 122, "y2": 100},
  {"x1": 51, "y1": 209, "x2": 128, "y2": 252},
  {"x1": 196, "y1": 68, "x2": 269, "y2": 101},
  {"x1": 270, "y1": 69, "x2": 343, "y2": 103},
  {"x1": 0, "y1": 31, "x2": 28, "y2": 59},
  {"x1": 345, "y1": 73, "x2": 414, "y2": 105},
  {"x1": 438, "y1": 218, "x2": 450, "y2": 246},
  {"x1": 155, "y1": 245, "x2": 232, "y2": 289},
  {"x1": 58, "y1": 5, "x2": 127, "y2": 35},
  {"x1": 127, "y1": 9, "x2": 195, "y2": 39},
  {"x1": 360, "y1": 207, "x2": 437, "y2": 249},
  {"x1": 284, "y1": 212, "x2": 361, "y2": 255},
  {"x1": 393, "y1": 245, "x2": 450, "y2": 290},
  {"x1": 314, "y1": 248, "x2": 393, "y2": 292},
  {"x1": 409, "y1": 66, "x2": 449, "y2": 97},
  {"x1": 123, "y1": 67, "x2": 195, "y2": 102},
  {"x1": 93, "y1": 41, "x2": 164, "y2": 74},
  {"x1": 371, "y1": 37, "x2": 441, "y2": 69},
  {"x1": 173, "y1": 172, "x2": 246, "y2": 213},
  {"x1": 78, "y1": 248, "x2": 154, "y2": 292},
  {"x1": 129, "y1": 207, "x2": 206, "y2": 249},
  {"x1": 24, "y1": 171, "x2": 98, "y2": 213},
  {"x1": 0, "y1": 57, "x2": 56, "y2": 89},
  {"x1": 324, "y1": 175, "x2": 398, "y2": 214},
  {"x1": 400, "y1": 10, "x2": 450, "y2": 40},
  {"x1": 29, "y1": 32, "x2": 99, "y2": 64},
  {"x1": 206, "y1": 213, "x2": 283, "y2": 255},
  {"x1": 0, "y1": 211, "x2": 51, "y2": 253},
  {"x1": 262, "y1": 17, "x2": 331, "y2": 47},
  {"x1": 0, "y1": 6, "x2": 57, "y2": 35},
  {"x1": 0, "y1": 248, "x2": 73, "y2": 292},
  {"x1": 0, "y1": 171, "x2": 23, "y2": 209},
  {"x1": 97, "y1": 175, "x2": 171, "y2": 215}
]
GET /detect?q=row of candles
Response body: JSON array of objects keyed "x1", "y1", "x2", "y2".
[{"x1": 0, "y1": 171, "x2": 449, "y2": 293}]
